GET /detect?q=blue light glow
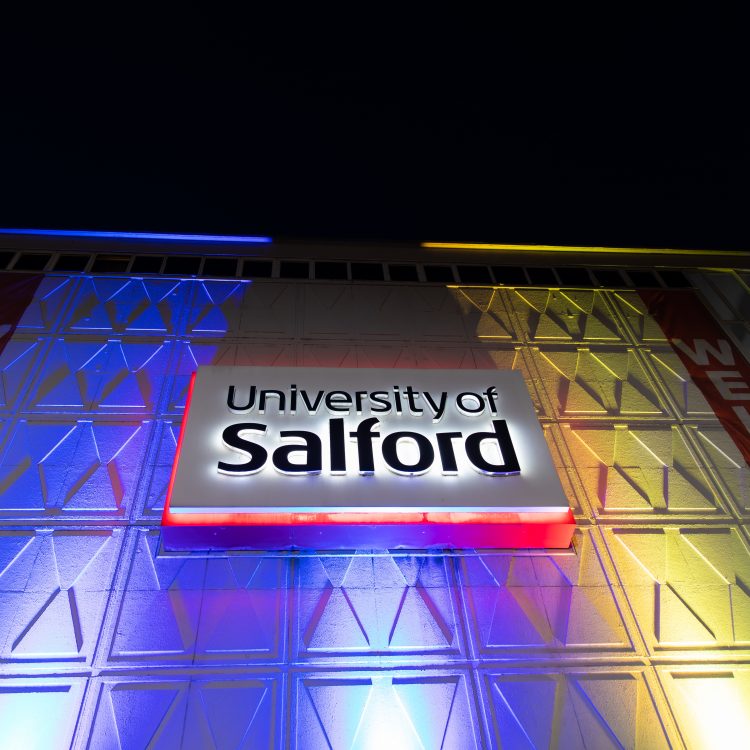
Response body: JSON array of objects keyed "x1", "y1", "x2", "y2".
[{"x1": 0, "y1": 228, "x2": 272, "y2": 244}]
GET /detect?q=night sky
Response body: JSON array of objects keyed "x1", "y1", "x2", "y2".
[{"x1": 1, "y1": 18, "x2": 746, "y2": 250}]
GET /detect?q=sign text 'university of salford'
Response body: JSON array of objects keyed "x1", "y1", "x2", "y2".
[{"x1": 163, "y1": 367, "x2": 575, "y2": 549}]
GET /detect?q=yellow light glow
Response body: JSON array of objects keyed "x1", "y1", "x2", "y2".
[
  {"x1": 671, "y1": 673, "x2": 750, "y2": 750},
  {"x1": 421, "y1": 241, "x2": 749, "y2": 257}
]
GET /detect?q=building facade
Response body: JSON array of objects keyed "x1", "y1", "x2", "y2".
[{"x1": 0, "y1": 231, "x2": 749, "y2": 748}]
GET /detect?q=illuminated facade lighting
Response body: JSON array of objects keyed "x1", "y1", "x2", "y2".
[
  {"x1": 421, "y1": 240, "x2": 748, "y2": 256},
  {"x1": 0, "y1": 235, "x2": 748, "y2": 748},
  {"x1": 0, "y1": 227, "x2": 272, "y2": 243}
]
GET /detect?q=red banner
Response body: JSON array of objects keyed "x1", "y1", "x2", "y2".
[
  {"x1": 640, "y1": 289, "x2": 750, "y2": 465},
  {"x1": 0, "y1": 273, "x2": 43, "y2": 355}
]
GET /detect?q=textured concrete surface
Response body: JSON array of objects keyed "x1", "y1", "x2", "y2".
[{"x1": 2, "y1": 272, "x2": 750, "y2": 748}]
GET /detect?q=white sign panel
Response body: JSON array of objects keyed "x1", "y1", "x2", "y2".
[{"x1": 167, "y1": 366, "x2": 570, "y2": 515}]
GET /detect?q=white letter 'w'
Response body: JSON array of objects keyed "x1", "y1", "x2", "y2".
[{"x1": 672, "y1": 338, "x2": 735, "y2": 366}]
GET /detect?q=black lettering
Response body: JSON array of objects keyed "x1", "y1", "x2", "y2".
[
  {"x1": 300, "y1": 389, "x2": 324, "y2": 414},
  {"x1": 227, "y1": 385, "x2": 255, "y2": 413},
  {"x1": 218, "y1": 423, "x2": 267, "y2": 474},
  {"x1": 354, "y1": 390, "x2": 368, "y2": 413},
  {"x1": 259, "y1": 389, "x2": 286, "y2": 414},
  {"x1": 423, "y1": 391, "x2": 447, "y2": 421},
  {"x1": 393, "y1": 386, "x2": 402, "y2": 414},
  {"x1": 457, "y1": 391, "x2": 484, "y2": 416},
  {"x1": 325, "y1": 391, "x2": 352, "y2": 413},
  {"x1": 329, "y1": 418, "x2": 346, "y2": 474},
  {"x1": 370, "y1": 391, "x2": 391, "y2": 413},
  {"x1": 404, "y1": 386, "x2": 423, "y2": 415},
  {"x1": 273, "y1": 431, "x2": 322, "y2": 474},
  {"x1": 483, "y1": 386, "x2": 498, "y2": 415},
  {"x1": 382, "y1": 431, "x2": 434, "y2": 475},
  {"x1": 465, "y1": 420, "x2": 520, "y2": 475},
  {"x1": 436, "y1": 432, "x2": 462, "y2": 474},
  {"x1": 349, "y1": 417, "x2": 380, "y2": 475}
]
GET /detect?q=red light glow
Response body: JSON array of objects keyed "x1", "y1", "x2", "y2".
[{"x1": 162, "y1": 370, "x2": 197, "y2": 524}]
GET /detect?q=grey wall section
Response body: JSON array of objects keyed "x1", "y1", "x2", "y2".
[{"x1": 1, "y1": 269, "x2": 750, "y2": 747}]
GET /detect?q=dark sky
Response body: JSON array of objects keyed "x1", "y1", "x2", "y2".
[{"x1": 1, "y1": 18, "x2": 746, "y2": 250}]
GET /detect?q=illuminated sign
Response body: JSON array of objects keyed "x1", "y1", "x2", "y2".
[{"x1": 162, "y1": 367, "x2": 575, "y2": 549}]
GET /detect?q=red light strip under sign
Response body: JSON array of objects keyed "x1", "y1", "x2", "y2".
[{"x1": 162, "y1": 367, "x2": 575, "y2": 550}]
